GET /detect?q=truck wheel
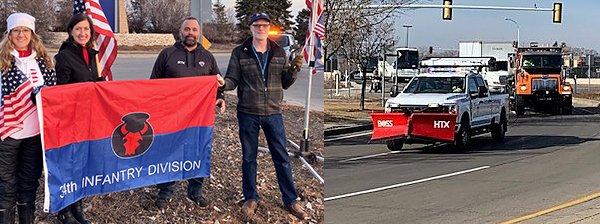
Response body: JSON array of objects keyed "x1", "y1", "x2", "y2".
[
  {"x1": 454, "y1": 119, "x2": 470, "y2": 150},
  {"x1": 515, "y1": 95, "x2": 525, "y2": 115},
  {"x1": 491, "y1": 112, "x2": 507, "y2": 141},
  {"x1": 386, "y1": 139, "x2": 404, "y2": 151}
]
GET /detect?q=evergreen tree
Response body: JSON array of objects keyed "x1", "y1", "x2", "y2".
[
  {"x1": 205, "y1": 0, "x2": 233, "y2": 44},
  {"x1": 293, "y1": 8, "x2": 309, "y2": 45},
  {"x1": 235, "y1": 0, "x2": 294, "y2": 40},
  {"x1": 212, "y1": 0, "x2": 227, "y2": 24}
]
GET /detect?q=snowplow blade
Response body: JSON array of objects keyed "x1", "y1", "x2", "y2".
[
  {"x1": 410, "y1": 113, "x2": 457, "y2": 142},
  {"x1": 370, "y1": 113, "x2": 409, "y2": 141},
  {"x1": 371, "y1": 113, "x2": 457, "y2": 142}
]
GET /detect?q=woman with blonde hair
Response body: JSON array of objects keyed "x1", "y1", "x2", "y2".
[{"x1": 0, "y1": 13, "x2": 56, "y2": 224}]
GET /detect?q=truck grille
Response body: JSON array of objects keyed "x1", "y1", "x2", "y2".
[
  {"x1": 499, "y1": 75, "x2": 508, "y2": 85},
  {"x1": 390, "y1": 105, "x2": 452, "y2": 113},
  {"x1": 532, "y1": 78, "x2": 558, "y2": 92}
]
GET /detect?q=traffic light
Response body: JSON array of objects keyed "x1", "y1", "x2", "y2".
[
  {"x1": 553, "y1": 2, "x2": 562, "y2": 23},
  {"x1": 442, "y1": 0, "x2": 452, "y2": 20},
  {"x1": 429, "y1": 46, "x2": 433, "y2": 54}
]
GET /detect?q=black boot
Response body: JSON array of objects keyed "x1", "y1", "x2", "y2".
[
  {"x1": 57, "y1": 205, "x2": 80, "y2": 224},
  {"x1": 16, "y1": 202, "x2": 34, "y2": 224},
  {"x1": 71, "y1": 200, "x2": 90, "y2": 224},
  {"x1": 0, "y1": 206, "x2": 15, "y2": 224}
]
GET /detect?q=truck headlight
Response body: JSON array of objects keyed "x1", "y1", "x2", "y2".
[
  {"x1": 444, "y1": 104, "x2": 458, "y2": 114},
  {"x1": 449, "y1": 104, "x2": 458, "y2": 113},
  {"x1": 385, "y1": 102, "x2": 397, "y2": 113},
  {"x1": 520, "y1": 85, "x2": 527, "y2": 91},
  {"x1": 563, "y1": 85, "x2": 570, "y2": 91}
]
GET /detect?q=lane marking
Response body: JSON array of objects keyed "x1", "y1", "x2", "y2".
[
  {"x1": 497, "y1": 191, "x2": 600, "y2": 224},
  {"x1": 340, "y1": 151, "x2": 404, "y2": 162},
  {"x1": 325, "y1": 165, "x2": 490, "y2": 201},
  {"x1": 325, "y1": 131, "x2": 372, "y2": 142}
]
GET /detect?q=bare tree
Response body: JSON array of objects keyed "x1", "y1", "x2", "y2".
[
  {"x1": 53, "y1": 0, "x2": 73, "y2": 32},
  {"x1": 325, "y1": 0, "x2": 418, "y2": 110},
  {"x1": 7, "y1": 0, "x2": 54, "y2": 37},
  {"x1": 343, "y1": 19, "x2": 395, "y2": 110},
  {"x1": 126, "y1": 0, "x2": 189, "y2": 35},
  {"x1": 225, "y1": 6, "x2": 237, "y2": 43},
  {"x1": 0, "y1": 0, "x2": 14, "y2": 38}
]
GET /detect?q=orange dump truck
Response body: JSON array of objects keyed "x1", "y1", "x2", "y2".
[{"x1": 512, "y1": 46, "x2": 572, "y2": 115}]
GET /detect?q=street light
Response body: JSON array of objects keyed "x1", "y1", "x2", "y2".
[
  {"x1": 402, "y1": 24, "x2": 412, "y2": 47},
  {"x1": 504, "y1": 18, "x2": 520, "y2": 47}
]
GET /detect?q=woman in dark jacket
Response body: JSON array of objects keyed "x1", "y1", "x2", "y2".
[
  {"x1": 53, "y1": 13, "x2": 101, "y2": 224},
  {"x1": 55, "y1": 13, "x2": 104, "y2": 85}
]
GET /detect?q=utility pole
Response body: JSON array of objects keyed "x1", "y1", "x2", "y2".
[
  {"x1": 504, "y1": 18, "x2": 519, "y2": 47},
  {"x1": 403, "y1": 24, "x2": 412, "y2": 47},
  {"x1": 588, "y1": 54, "x2": 592, "y2": 92}
]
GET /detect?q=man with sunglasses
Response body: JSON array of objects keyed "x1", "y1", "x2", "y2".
[{"x1": 222, "y1": 12, "x2": 307, "y2": 220}]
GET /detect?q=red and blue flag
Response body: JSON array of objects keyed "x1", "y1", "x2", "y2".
[{"x1": 38, "y1": 76, "x2": 217, "y2": 213}]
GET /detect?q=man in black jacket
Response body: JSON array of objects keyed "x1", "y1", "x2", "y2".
[
  {"x1": 222, "y1": 12, "x2": 308, "y2": 220},
  {"x1": 150, "y1": 16, "x2": 225, "y2": 210}
]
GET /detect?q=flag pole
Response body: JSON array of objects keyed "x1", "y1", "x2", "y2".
[
  {"x1": 93, "y1": 42, "x2": 102, "y2": 78},
  {"x1": 300, "y1": 0, "x2": 319, "y2": 154}
]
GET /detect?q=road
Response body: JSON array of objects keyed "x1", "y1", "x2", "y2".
[
  {"x1": 112, "y1": 53, "x2": 324, "y2": 111},
  {"x1": 325, "y1": 106, "x2": 600, "y2": 223}
]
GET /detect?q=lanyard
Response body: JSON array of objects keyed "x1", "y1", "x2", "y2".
[{"x1": 251, "y1": 46, "x2": 268, "y2": 76}]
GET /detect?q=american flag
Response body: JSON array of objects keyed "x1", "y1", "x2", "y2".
[
  {"x1": 0, "y1": 59, "x2": 55, "y2": 140},
  {"x1": 305, "y1": 0, "x2": 323, "y2": 17},
  {"x1": 303, "y1": 0, "x2": 325, "y2": 73},
  {"x1": 314, "y1": 13, "x2": 324, "y2": 39},
  {"x1": 74, "y1": 0, "x2": 117, "y2": 81}
]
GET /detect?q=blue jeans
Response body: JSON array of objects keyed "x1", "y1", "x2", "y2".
[
  {"x1": 237, "y1": 112, "x2": 298, "y2": 207},
  {"x1": 156, "y1": 177, "x2": 204, "y2": 199}
]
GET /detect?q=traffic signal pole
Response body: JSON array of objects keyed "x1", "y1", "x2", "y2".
[
  {"x1": 366, "y1": 4, "x2": 554, "y2": 11},
  {"x1": 360, "y1": 2, "x2": 562, "y2": 23}
]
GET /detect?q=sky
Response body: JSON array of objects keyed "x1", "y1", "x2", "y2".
[
  {"x1": 392, "y1": 0, "x2": 600, "y2": 51},
  {"x1": 220, "y1": 0, "x2": 306, "y2": 17}
]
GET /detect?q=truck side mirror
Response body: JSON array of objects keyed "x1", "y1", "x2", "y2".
[
  {"x1": 470, "y1": 91, "x2": 478, "y2": 99},
  {"x1": 478, "y1": 86, "x2": 488, "y2": 97},
  {"x1": 390, "y1": 85, "x2": 399, "y2": 97}
]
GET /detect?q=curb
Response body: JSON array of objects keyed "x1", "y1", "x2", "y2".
[
  {"x1": 324, "y1": 123, "x2": 372, "y2": 137},
  {"x1": 573, "y1": 97, "x2": 600, "y2": 107}
]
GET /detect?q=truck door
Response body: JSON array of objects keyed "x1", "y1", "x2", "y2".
[
  {"x1": 475, "y1": 76, "x2": 493, "y2": 125},
  {"x1": 468, "y1": 77, "x2": 485, "y2": 127}
]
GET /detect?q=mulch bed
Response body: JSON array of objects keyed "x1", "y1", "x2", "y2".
[{"x1": 34, "y1": 94, "x2": 324, "y2": 224}]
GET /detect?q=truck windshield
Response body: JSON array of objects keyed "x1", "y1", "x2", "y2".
[
  {"x1": 522, "y1": 55, "x2": 562, "y2": 74},
  {"x1": 270, "y1": 35, "x2": 290, "y2": 47},
  {"x1": 404, "y1": 77, "x2": 465, "y2": 93}
]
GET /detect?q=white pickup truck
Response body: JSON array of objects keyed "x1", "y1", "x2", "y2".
[{"x1": 371, "y1": 72, "x2": 509, "y2": 151}]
